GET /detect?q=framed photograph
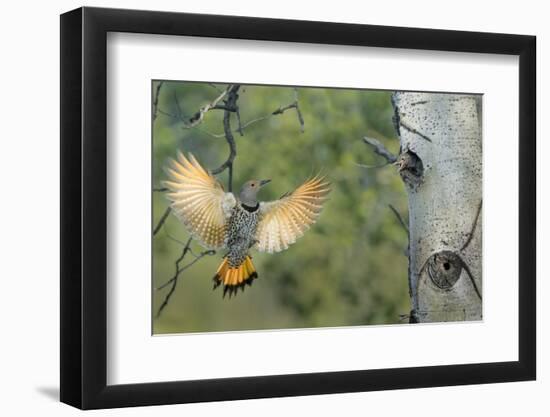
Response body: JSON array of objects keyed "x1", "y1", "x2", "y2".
[{"x1": 60, "y1": 6, "x2": 536, "y2": 409}]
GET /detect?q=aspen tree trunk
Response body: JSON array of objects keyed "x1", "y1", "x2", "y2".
[{"x1": 392, "y1": 92, "x2": 482, "y2": 323}]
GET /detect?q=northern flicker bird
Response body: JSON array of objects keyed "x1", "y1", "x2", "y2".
[{"x1": 163, "y1": 151, "x2": 331, "y2": 297}]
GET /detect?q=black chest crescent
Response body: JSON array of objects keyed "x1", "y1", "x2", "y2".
[{"x1": 241, "y1": 202, "x2": 260, "y2": 213}]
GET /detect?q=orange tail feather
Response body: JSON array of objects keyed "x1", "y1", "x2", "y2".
[{"x1": 213, "y1": 256, "x2": 258, "y2": 298}]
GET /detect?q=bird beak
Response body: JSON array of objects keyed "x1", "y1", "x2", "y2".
[{"x1": 260, "y1": 179, "x2": 271, "y2": 187}]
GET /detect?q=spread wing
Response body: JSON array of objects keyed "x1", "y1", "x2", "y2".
[
  {"x1": 255, "y1": 176, "x2": 330, "y2": 253},
  {"x1": 162, "y1": 152, "x2": 236, "y2": 249}
]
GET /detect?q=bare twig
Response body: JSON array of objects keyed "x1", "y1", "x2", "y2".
[
  {"x1": 362, "y1": 136, "x2": 398, "y2": 164},
  {"x1": 173, "y1": 90, "x2": 184, "y2": 120},
  {"x1": 461, "y1": 260, "x2": 482, "y2": 301},
  {"x1": 155, "y1": 237, "x2": 192, "y2": 318},
  {"x1": 153, "y1": 206, "x2": 171, "y2": 237},
  {"x1": 192, "y1": 93, "x2": 303, "y2": 138},
  {"x1": 355, "y1": 162, "x2": 393, "y2": 169},
  {"x1": 208, "y1": 83, "x2": 224, "y2": 94},
  {"x1": 156, "y1": 248, "x2": 216, "y2": 291},
  {"x1": 211, "y1": 85, "x2": 240, "y2": 192},
  {"x1": 184, "y1": 87, "x2": 229, "y2": 128},
  {"x1": 212, "y1": 105, "x2": 236, "y2": 112},
  {"x1": 388, "y1": 204, "x2": 409, "y2": 238},
  {"x1": 152, "y1": 81, "x2": 163, "y2": 122},
  {"x1": 157, "y1": 108, "x2": 178, "y2": 119},
  {"x1": 293, "y1": 88, "x2": 305, "y2": 133},
  {"x1": 460, "y1": 200, "x2": 483, "y2": 251},
  {"x1": 155, "y1": 238, "x2": 213, "y2": 318},
  {"x1": 158, "y1": 86, "x2": 230, "y2": 128},
  {"x1": 272, "y1": 103, "x2": 299, "y2": 116},
  {"x1": 155, "y1": 237, "x2": 216, "y2": 318},
  {"x1": 240, "y1": 102, "x2": 300, "y2": 131},
  {"x1": 236, "y1": 106, "x2": 244, "y2": 136},
  {"x1": 163, "y1": 228, "x2": 191, "y2": 247}
]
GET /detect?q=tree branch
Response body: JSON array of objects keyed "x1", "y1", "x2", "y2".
[
  {"x1": 460, "y1": 199, "x2": 483, "y2": 251},
  {"x1": 355, "y1": 162, "x2": 393, "y2": 169},
  {"x1": 236, "y1": 106, "x2": 244, "y2": 136},
  {"x1": 155, "y1": 237, "x2": 191, "y2": 317},
  {"x1": 362, "y1": 136, "x2": 398, "y2": 164},
  {"x1": 208, "y1": 83, "x2": 224, "y2": 94},
  {"x1": 293, "y1": 88, "x2": 305, "y2": 133},
  {"x1": 155, "y1": 237, "x2": 216, "y2": 318},
  {"x1": 211, "y1": 85, "x2": 240, "y2": 192},
  {"x1": 388, "y1": 204, "x2": 409, "y2": 238},
  {"x1": 461, "y1": 259, "x2": 482, "y2": 300},
  {"x1": 158, "y1": 85, "x2": 230, "y2": 128},
  {"x1": 192, "y1": 93, "x2": 304, "y2": 139},
  {"x1": 185, "y1": 87, "x2": 230, "y2": 127},
  {"x1": 152, "y1": 81, "x2": 163, "y2": 122},
  {"x1": 241, "y1": 91, "x2": 304, "y2": 133},
  {"x1": 153, "y1": 206, "x2": 171, "y2": 237}
]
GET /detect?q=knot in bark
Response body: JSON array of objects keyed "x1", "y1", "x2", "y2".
[{"x1": 426, "y1": 250, "x2": 462, "y2": 290}]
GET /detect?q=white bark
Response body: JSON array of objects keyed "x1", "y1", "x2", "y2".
[{"x1": 392, "y1": 92, "x2": 482, "y2": 323}]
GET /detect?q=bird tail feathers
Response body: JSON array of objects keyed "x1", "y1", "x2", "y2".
[{"x1": 213, "y1": 256, "x2": 258, "y2": 298}]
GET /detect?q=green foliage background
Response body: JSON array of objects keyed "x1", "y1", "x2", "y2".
[{"x1": 153, "y1": 81, "x2": 409, "y2": 334}]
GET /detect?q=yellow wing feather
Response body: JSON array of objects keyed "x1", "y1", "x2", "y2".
[
  {"x1": 163, "y1": 152, "x2": 233, "y2": 249},
  {"x1": 255, "y1": 176, "x2": 330, "y2": 253}
]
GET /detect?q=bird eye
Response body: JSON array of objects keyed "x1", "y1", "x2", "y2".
[{"x1": 251, "y1": 183, "x2": 255, "y2": 187}]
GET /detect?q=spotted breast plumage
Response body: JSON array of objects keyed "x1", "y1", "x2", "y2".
[
  {"x1": 163, "y1": 151, "x2": 330, "y2": 297},
  {"x1": 225, "y1": 203, "x2": 260, "y2": 267}
]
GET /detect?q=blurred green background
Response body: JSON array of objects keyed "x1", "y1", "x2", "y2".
[{"x1": 152, "y1": 81, "x2": 409, "y2": 334}]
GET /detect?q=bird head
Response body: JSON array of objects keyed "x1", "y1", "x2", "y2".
[{"x1": 239, "y1": 179, "x2": 271, "y2": 207}]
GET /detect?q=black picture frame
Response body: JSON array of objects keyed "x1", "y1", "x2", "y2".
[{"x1": 60, "y1": 6, "x2": 536, "y2": 410}]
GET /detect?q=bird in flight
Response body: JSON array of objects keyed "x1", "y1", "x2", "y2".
[{"x1": 163, "y1": 152, "x2": 330, "y2": 297}]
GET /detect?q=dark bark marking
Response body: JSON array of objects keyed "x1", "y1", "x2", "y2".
[
  {"x1": 410, "y1": 100, "x2": 429, "y2": 106},
  {"x1": 400, "y1": 120, "x2": 433, "y2": 142},
  {"x1": 391, "y1": 92, "x2": 401, "y2": 137}
]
